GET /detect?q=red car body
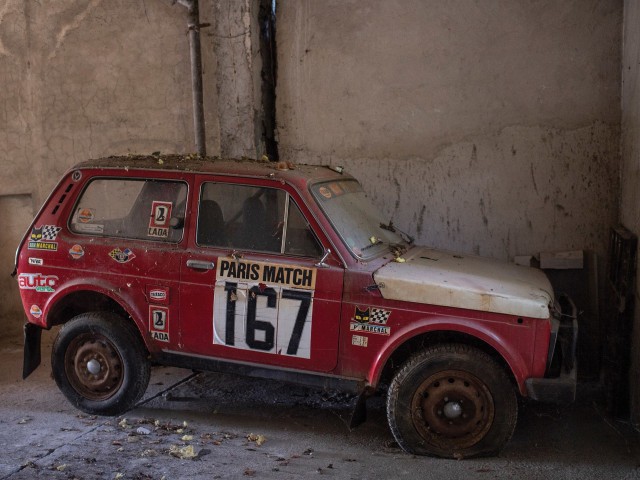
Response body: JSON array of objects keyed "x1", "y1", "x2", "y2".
[{"x1": 15, "y1": 156, "x2": 577, "y2": 458}]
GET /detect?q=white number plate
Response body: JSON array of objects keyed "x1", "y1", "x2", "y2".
[{"x1": 213, "y1": 281, "x2": 314, "y2": 358}]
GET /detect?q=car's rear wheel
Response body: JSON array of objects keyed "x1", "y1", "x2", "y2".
[
  {"x1": 51, "y1": 312, "x2": 150, "y2": 416},
  {"x1": 386, "y1": 343, "x2": 517, "y2": 458}
]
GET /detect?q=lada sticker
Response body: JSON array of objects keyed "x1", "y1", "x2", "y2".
[
  {"x1": 148, "y1": 201, "x2": 172, "y2": 238},
  {"x1": 149, "y1": 306, "x2": 170, "y2": 342}
]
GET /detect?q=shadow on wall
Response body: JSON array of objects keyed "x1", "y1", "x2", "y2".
[{"x1": 0, "y1": 194, "x2": 33, "y2": 342}]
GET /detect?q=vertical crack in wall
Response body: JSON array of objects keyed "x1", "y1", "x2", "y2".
[{"x1": 258, "y1": 0, "x2": 278, "y2": 160}]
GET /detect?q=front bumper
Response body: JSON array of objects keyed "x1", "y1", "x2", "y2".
[{"x1": 525, "y1": 294, "x2": 578, "y2": 403}]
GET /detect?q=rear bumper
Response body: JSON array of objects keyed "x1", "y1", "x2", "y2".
[
  {"x1": 23, "y1": 323, "x2": 42, "y2": 379},
  {"x1": 525, "y1": 294, "x2": 578, "y2": 403}
]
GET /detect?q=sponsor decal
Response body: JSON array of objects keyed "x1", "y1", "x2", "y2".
[
  {"x1": 328, "y1": 183, "x2": 344, "y2": 196},
  {"x1": 109, "y1": 248, "x2": 136, "y2": 264},
  {"x1": 349, "y1": 306, "x2": 392, "y2": 336},
  {"x1": 351, "y1": 334, "x2": 368, "y2": 347},
  {"x1": 18, "y1": 273, "x2": 58, "y2": 293},
  {"x1": 148, "y1": 201, "x2": 172, "y2": 238},
  {"x1": 69, "y1": 244, "x2": 84, "y2": 260},
  {"x1": 28, "y1": 258, "x2": 44, "y2": 266},
  {"x1": 28, "y1": 225, "x2": 61, "y2": 251},
  {"x1": 149, "y1": 288, "x2": 168, "y2": 303},
  {"x1": 149, "y1": 306, "x2": 170, "y2": 342},
  {"x1": 216, "y1": 258, "x2": 316, "y2": 290},
  {"x1": 77, "y1": 208, "x2": 95, "y2": 223},
  {"x1": 318, "y1": 186, "x2": 332, "y2": 199},
  {"x1": 30, "y1": 305, "x2": 42, "y2": 318},
  {"x1": 74, "y1": 223, "x2": 104, "y2": 234},
  {"x1": 71, "y1": 170, "x2": 82, "y2": 182}
]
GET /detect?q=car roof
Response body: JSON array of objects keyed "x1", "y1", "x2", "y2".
[{"x1": 72, "y1": 155, "x2": 351, "y2": 188}]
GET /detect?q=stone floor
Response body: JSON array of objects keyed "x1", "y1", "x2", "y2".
[{"x1": 1, "y1": 331, "x2": 639, "y2": 480}]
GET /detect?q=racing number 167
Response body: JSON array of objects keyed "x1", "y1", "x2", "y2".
[{"x1": 214, "y1": 282, "x2": 313, "y2": 358}]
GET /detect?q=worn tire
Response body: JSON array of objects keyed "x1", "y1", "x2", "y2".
[
  {"x1": 51, "y1": 312, "x2": 150, "y2": 416},
  {"x1": 386, "y1": 343, "x2": 517, "y2": 458}
]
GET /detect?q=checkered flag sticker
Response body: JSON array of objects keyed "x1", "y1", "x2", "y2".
[
  {"x1": 369, "y1": 308, "x2": 391, "y2": 325},
  {"x1": 41, "y1": 225, "x2": 62, "y2": 241}
]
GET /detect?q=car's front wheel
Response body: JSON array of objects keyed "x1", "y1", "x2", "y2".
[
  {"x1": 386, "y1": 343, "x2": 517, "y2": 458},
  {"x1": 51, "y1": 312, "x2": 150, "y2": 416}
]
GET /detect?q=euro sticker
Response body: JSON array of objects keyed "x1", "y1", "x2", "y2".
[
  {"x1": 77, "y1": 208, "x2": 95, "y2": 223},
  {"x1": 18, "y1": 273, "x2": 58, "y2": 292},
  {"x1": 109, "y1": 248, "x2": 135, "y2": 263},
  {"x1": 318, "y1": 187, "x2": 332, "y2": 199},
  {"x1": 69, "y1": 244, "x2": 84, "y2": 260},
  {"x1": 148, "y1": 201, "x2": 172, "y2": 238},
  {"x1": 149, "y1": 306, "x2": 170, "y2": 342}
]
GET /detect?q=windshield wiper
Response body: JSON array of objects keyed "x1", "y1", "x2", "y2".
[
  {"x1": 361, "y1": 238, "x2": 384, "y2": 252},
  {"x1": 380, "y1": 221, "x2": 414, "y2": 244}
]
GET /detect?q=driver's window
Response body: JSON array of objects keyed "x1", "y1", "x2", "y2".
[{"x1": 198, "y1": 183, "x2": 322, "y2": 257}]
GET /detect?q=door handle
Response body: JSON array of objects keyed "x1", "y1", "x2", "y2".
[{"x1": 186, "y1": 259, "x2": 215, "y2": 270}]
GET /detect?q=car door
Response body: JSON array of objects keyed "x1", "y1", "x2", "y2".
[
  {"x1": 179, "y1": 176, "x2": 344, "y2": 373},
  {"x1": 66, "y1": 174, "x2": 190, "y2": 350}
]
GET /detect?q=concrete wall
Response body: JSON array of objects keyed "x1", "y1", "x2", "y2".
[
  {"x1": 621, "y1": 0, "x2": 640, "y2": 425},
  {"x1": 277, "y1": 0, "x2": 622, "y2": 261},
  {"x1": 0, "y1": 0, "x2": 220, "y2": 338}
]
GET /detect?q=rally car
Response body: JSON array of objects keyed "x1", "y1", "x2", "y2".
[{"x1": 14, "y1": 155, "x2": 577, "y2": 458}]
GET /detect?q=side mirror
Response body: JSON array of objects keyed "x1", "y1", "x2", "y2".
[
  {"x1": 315, "y1": 248, "x2": 331, "y2": 268},
  {"x1": 170, "y1": 216, "x2": 184, "y2": 229}
]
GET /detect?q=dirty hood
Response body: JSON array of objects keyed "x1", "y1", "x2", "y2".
[{"x1": 373, "y1": 247, "x2": 554, "y2": 319}]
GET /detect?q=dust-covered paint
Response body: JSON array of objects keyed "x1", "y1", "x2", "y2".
[{"x1": 374, "y1": 246, "x2": 553, "y2": 319}]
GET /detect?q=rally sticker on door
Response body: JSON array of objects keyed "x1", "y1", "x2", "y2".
[
  {"x1": 149, "y1": 306, "x2": 170, "y2": 342},
  {"x1": 148, "y1": 201, "x2": 172, "y2": 238},
  {"x1": 216, "y1": 258, "x2": 316, "y2": 290}
]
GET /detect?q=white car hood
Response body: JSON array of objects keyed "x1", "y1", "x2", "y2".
[{"x1": 373, "y1": 247, "x2": 554, "y2": 319}]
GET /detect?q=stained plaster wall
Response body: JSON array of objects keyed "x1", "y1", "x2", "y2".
[
  {"x1": 0, "y1": 0, "x2": 264, "y2": 339},
  {"x1": 621, "y1": 0, "x2": 640, "y2": 425},
  {"x1": 276, "y1": 0, "x2": 622, "y2": 262}
]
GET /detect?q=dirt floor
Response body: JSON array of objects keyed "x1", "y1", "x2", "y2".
[{"x1": 1, "y1": 330, "x2": 640, "y2": 480}]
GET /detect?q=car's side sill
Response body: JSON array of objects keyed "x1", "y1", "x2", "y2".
[{"x1": 154, "y1": 350, "x2": 366, "y2": 394}]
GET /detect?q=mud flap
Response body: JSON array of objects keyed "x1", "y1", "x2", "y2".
[
  {"x1": 348, "y1": 391, "x2": 368, "y2": 429},
  {"x1": 23, "y1": 323, "x2": 42, "y2": 379}
]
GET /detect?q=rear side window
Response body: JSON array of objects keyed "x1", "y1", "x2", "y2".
[
  {"x1": 70, "y1": 178, "x2": 188, "y2": 242},
  {"x1": 198, "y1": 182, "x2": 322, "y2": 257}
]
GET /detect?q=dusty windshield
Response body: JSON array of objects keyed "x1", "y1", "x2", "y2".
[{"x1": 311, "y1": 179, "x2": 405, "y2": 259}]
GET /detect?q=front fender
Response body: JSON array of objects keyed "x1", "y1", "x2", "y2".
[{"x1": 367, "y1": 317, "x2": 533, "y2": 396}]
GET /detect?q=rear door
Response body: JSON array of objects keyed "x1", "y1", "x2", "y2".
[
  {"x1": 179, "y1": 176, "x2": 344, "y2": 373},
  {"x1": 64, "y1": 173, "x2": 190, "y2": 350}
]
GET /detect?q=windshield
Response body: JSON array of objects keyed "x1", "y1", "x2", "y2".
[{"x1": 310, "y1": 179, "x2": 405, "y2": 259}]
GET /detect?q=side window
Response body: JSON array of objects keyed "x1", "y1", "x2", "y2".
[
  {"x1": 284, "y1": 201, "x2": 324, "y2": 257},
  {"x1": 70, "y1": 179, "x2": 187, "y2": 242},
  {"x1": 198, "y1": 183, "x2": 322, "y2": 257}
]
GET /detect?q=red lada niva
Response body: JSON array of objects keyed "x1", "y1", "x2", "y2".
[{"x1": 15, "y1": 155, "x2": 577, "y2": 458}]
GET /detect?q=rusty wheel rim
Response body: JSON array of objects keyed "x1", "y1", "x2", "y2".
[
  {"x1": 410, "y1": 369, "x2": 495, "y2": 450},
  {"x1": 64, "y1": 333, "x2": 124, "y2": 401}
]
